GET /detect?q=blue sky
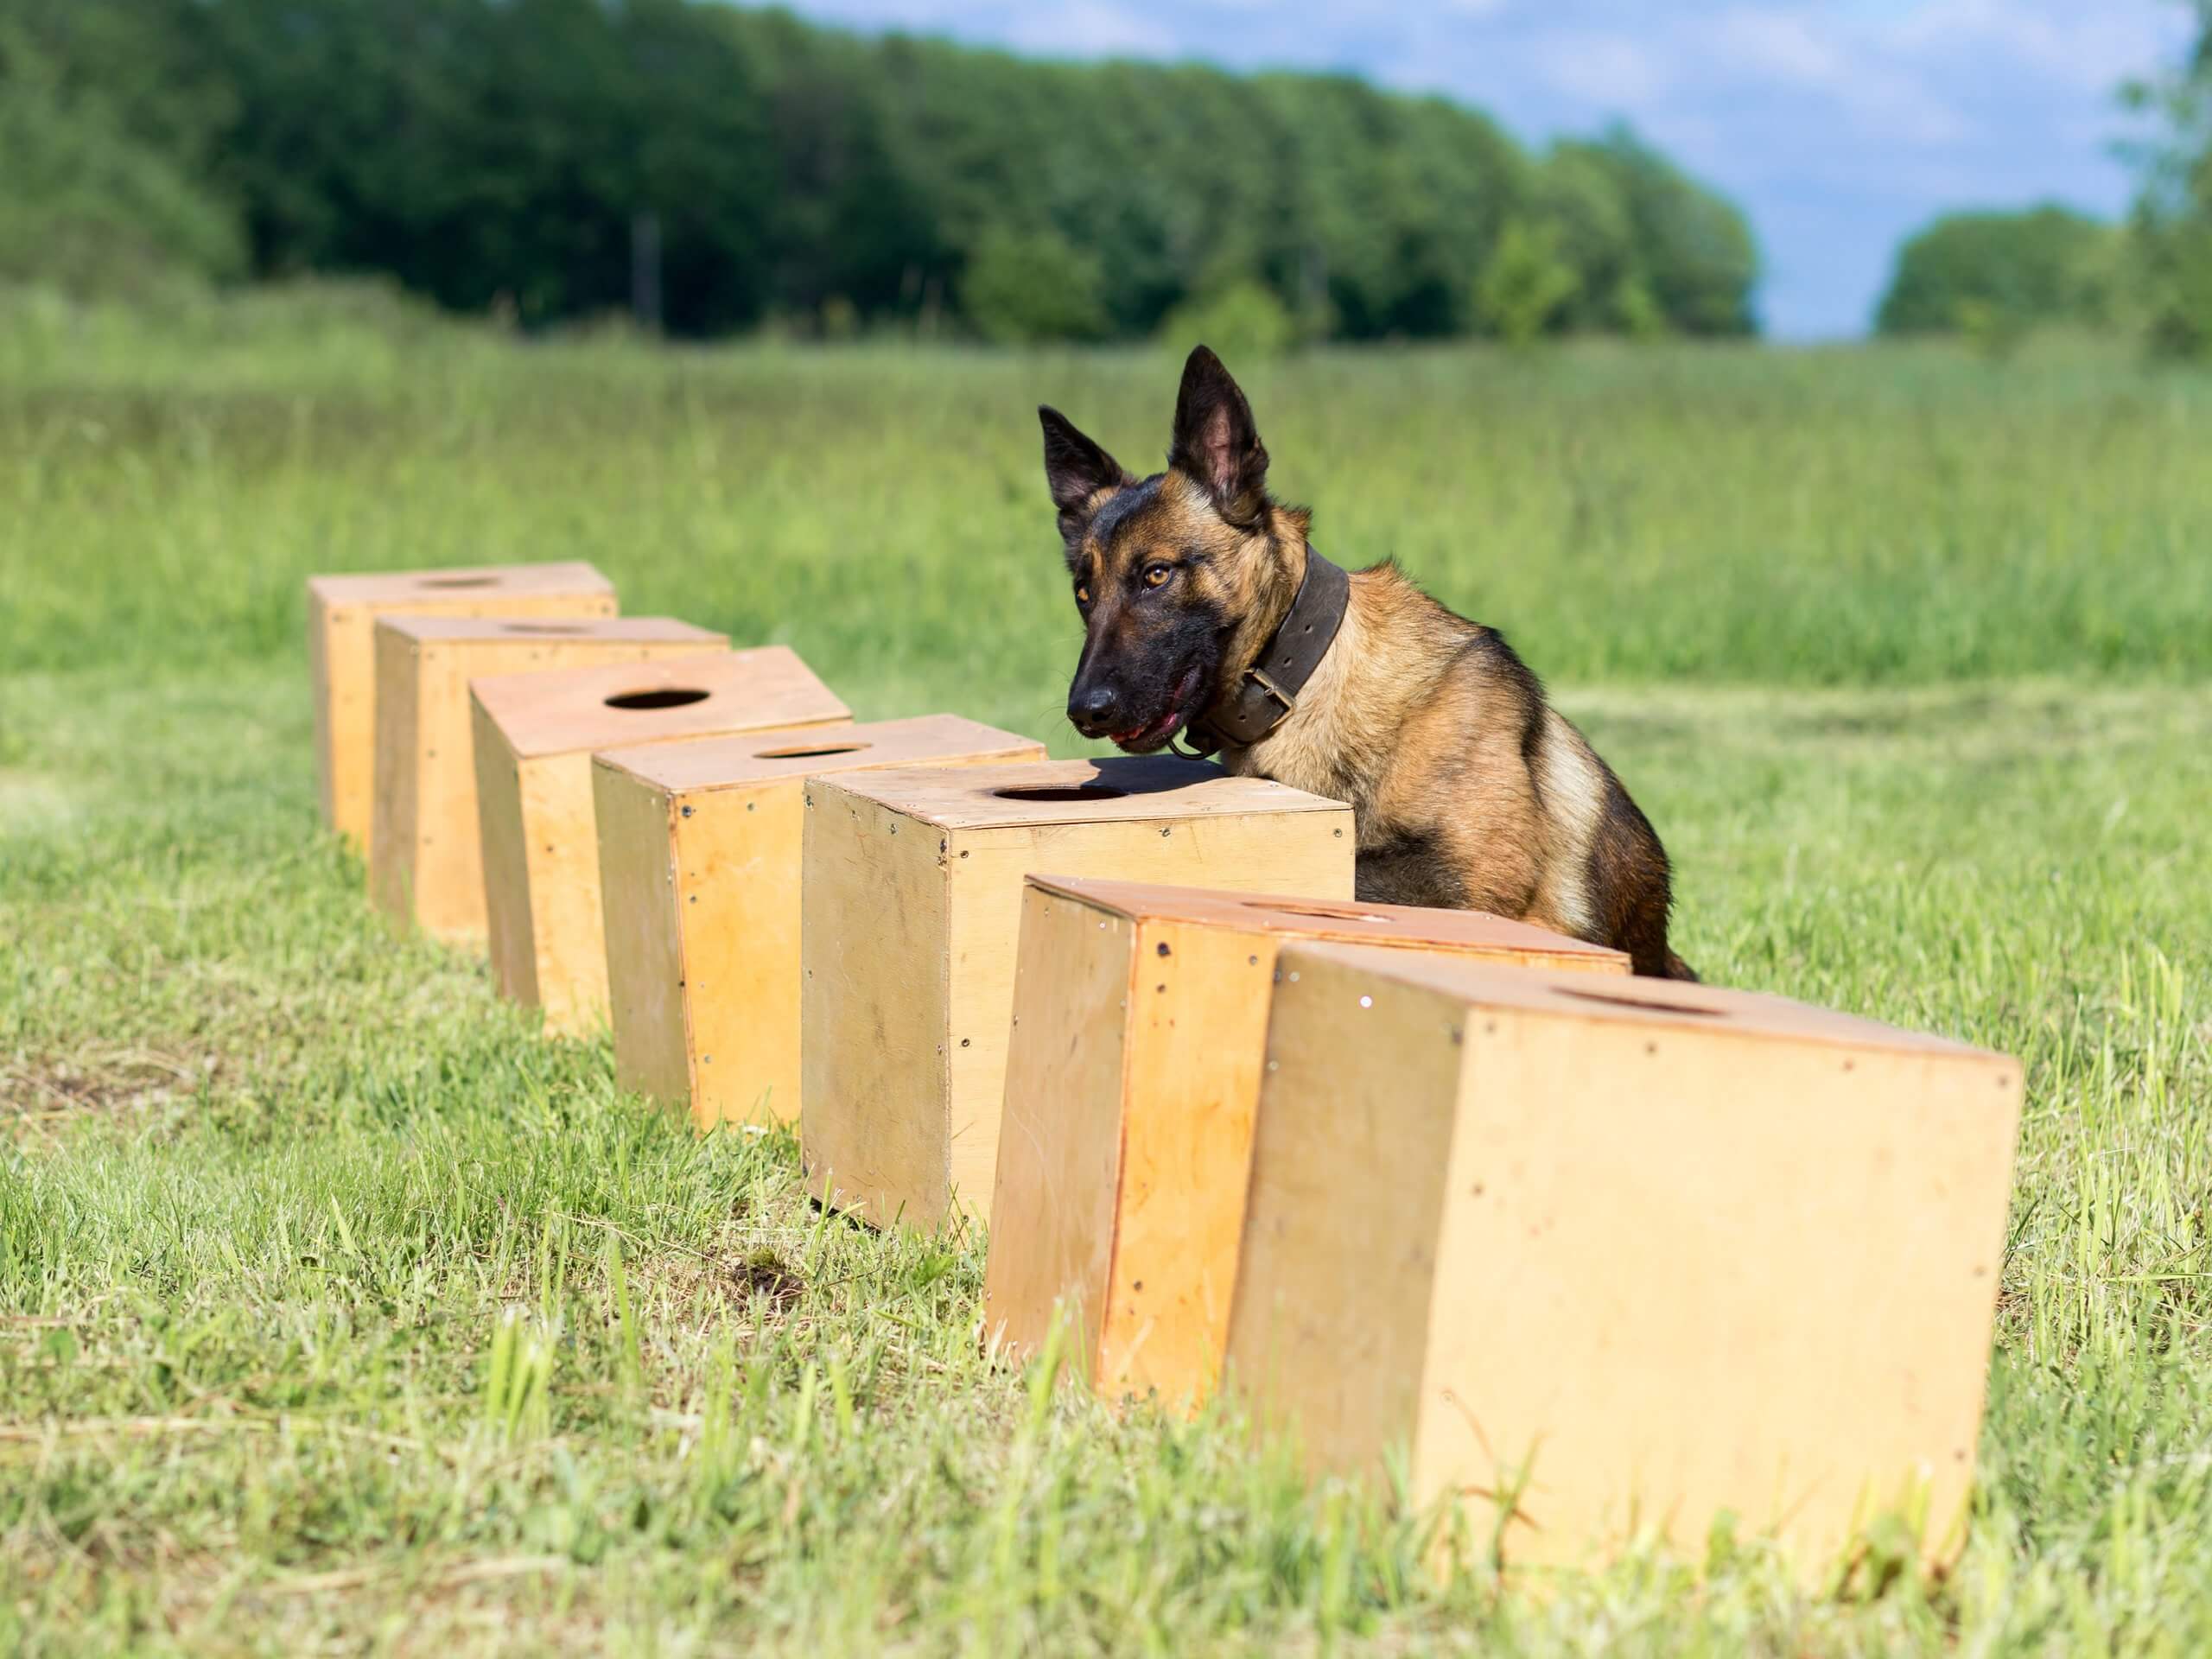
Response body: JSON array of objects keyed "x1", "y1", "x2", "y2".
[{"x1": 774, "y1": 0, "x2": 2195, "y2": 338}]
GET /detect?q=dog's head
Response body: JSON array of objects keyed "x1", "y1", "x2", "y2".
[{"x1": 1039, "y1": 346, "x2": 1300, "y2": 753}]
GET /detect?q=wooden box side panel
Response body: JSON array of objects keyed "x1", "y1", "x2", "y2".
[
  {"x1": 410, "y1": 636, "x2": 720, "y2": 945},
  {"x1": 473, "y1": 701, "x2": 539, "y2": 1007},
  {"x1": 800, "y1": 790, "x2": 950, "y2": 1229},
  {"x1": 518, "y1": 750, "x2": 612, "y2": 1036},
  {"x1": 369, "y1": 626, "x2": 425, "y2": 923},
  {"x1": 1412, "y1": 1019, "x2": 2023, "y2": 1579},
  {"x1": 683, "y1": 780, "x2": 807, "y2": 1128},
  {"x1": 1081, "y1": 911, "x2": 1624, "y2": 1410},
  {"x1": 655, "y1": 742, "x2": 1055, "y2": 1134},
  {"x1": 408, "y1": 644, "x2": 489, "y2": 941},
  {"x1": 1224, "y1": 948, "x2": 1465, "y2": 1479},
  {"x1": 982, "y1": 887, "x2": 1135, "y2": 1380},
  {"x1": 315, "y1": 587, "x2": 619, "y2": 854},
  {"x1": 595, "y1": 763, "x2": 692, "y2": 1108},
  {"x1": 1096, "y1": 918, "x2": 1277, "y2": 1406},
  {"x1": 942, "y1": 809, "x2": 1356, "y2": 1224},
  {"x1": 308, "y1": 589, "x2": 346, "y2": 838}
]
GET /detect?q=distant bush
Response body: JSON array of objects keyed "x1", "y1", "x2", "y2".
[
  {"x1": 1159, "y1": 281, "x2": 1301, "y2": 361},
  {"x1": 961, "y1": 228, "x2": 1109, "y2": 345},
  {"x1": 2137, "y1": 219, "x2": 2212, "y2": 359},
  {"x1": 1876, "y1": 205, "x2": 2122, "y2": 339},
  {"x1": 1476, "y1": 220, "x2": 1581, "y2": 346},
  {"x1": 0, "y1": 20, "x2": 244, "y2": 293},
  {"x1": 2119, "y1": 9, "x2": 2212, "y2": 359}
]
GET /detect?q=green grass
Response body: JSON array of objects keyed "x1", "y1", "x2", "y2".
[{"x1": 3, "y1": 292, "x2": 2209, "y2": 1653}]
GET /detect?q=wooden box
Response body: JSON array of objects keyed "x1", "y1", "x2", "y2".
[
  {"x1": 369, "y1": 614, "x2": 727, "y2": 944},
  {"x1": 471, "y1": 650, "x2": 851, "y2": 1037},
  {"x1": 594, "y1": 715, "x2": 1047, "y2": 1129},
  {"x1": 986, "y1": 878, "x2": 1628, "y2": 1408},
  {"x1": 307, "y1": 562, "x2": 617, "y2": 855},
  {"x1": 1225, "y1": 944, "x2": 2023, "y2": 1582},
  {"x1": 800, "y1": 757, "x2": 1356, "y2": 1232}
]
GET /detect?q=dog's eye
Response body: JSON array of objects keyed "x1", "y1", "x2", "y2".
[
  {"x1": 1074, "y1": 584, "x2": 1090, "y2": 607},
  {"x1": 1142, "y1": 563, "x2": 1173, "y2": 588}
]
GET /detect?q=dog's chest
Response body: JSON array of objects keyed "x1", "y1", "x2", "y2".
[{"x1": 1227, "y1": 721, "x2": 1377, "y2": 828}]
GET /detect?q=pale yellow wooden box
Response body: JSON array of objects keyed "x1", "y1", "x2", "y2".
[
  {"x1": 470, "y1": 649, "x2": 851, "y2": 1037},
  {"x1": 1225, "y1": 943, "x2": 2023, "y2": 1584},
  {"x1": 307, "y1": 562, "x2": 617, "y2": 856},
  {"x1": 986, "y1": 876, "x2": 1628, "y2": 1410},
  {"x1": 594, "y1": 715, "x2": 1047, "y2": 1130},
  {"x1": 368, "y1": 614, "x2": 726, "y2": 944},
  {"x1": 800, "y1": 757, "x2": 1357, "y2": 1233}
]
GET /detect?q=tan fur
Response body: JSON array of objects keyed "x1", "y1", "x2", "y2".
[
  {"x1": 1040, "y1": 350, "x2": 1688, "y2": 976},
  {"x1": 1205, "y1": 523, "x2": 1622, "y2": 944}
]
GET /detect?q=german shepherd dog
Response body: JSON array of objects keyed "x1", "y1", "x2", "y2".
[{"x1": 1039, "y1": 346, "x2": 1694, "y2": 980}]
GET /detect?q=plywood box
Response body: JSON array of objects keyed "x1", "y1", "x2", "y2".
[
  {"x1": 594, "y1": 715, "x2": 1048, "y2": 1129},
  {"x1": 370, "y1": 614, "x2": 727, "y2": 944},
  {"x1": 801, "y1": 758, "x2": 1356, "y2": 1232},
  {"x1": 471, "y1": 650, "x2": 851, "y2": 1037},
  {"x1": 986, "y1": 878, "x2": 1628, "y2": 1410},
  {"x1": 1225, "y1": 944, "x2": 2023, "y2": 1583},
  {"x1": 307, "y1": 562, "x2": 617, "y2": 856}
]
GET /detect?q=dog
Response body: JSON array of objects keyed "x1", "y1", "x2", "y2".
[{"x1": 1038, "y1": 345, "x2": 1694, "y2": 980}]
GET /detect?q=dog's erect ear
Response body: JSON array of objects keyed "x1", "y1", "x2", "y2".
[
  {"x1": 1169, "y1": 344, "x2": 1270, "y2": 527},
  {"x1": 1039, "y1": 406, "x2": 1132, "y2": 543}
]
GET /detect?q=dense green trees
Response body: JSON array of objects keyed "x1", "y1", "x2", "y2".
[
  {"x1": 2122, "y1": 3, "x2": 2212, "y2": 355},
  {"x1": 0, "y1": 0, "x2": 1760, "y2": 341},
  {"x1": 0, "y1": 1, "x2": 242, "y2": 290},
  {"x1": 1875, "y1": 206, "x2": 2123, "y2": 339}
]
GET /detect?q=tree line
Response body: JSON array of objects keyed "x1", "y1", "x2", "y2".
[
  {"x1": 0, "y1": 0, "x2": 1759, "y2": 344},
  {"x1": 1877, "y1": 5, "x2": 2212, "y2": 355}
]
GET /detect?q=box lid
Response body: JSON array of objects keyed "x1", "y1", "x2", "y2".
[
  {"x1": 308, "y1": 561, "x2": 613, "y2": 605},
  {"x1": 375, "y1": 614, "x2": 721, "y2": 650},
  {"x1": 595, "y1": 712, "x2": 1043, "y2": 791},
  {"x1": 813, "y1": 754, "x2": 1349, "y2": 830},
  {"x1": 1277, "y1": 941, "x2": 2011, "y2": 1062},
  {"x1": 1025, "y1": 875, "x2": 1628, "y2": 969},
  {"x1": 469, "y1": 647, "x2": 848, "y2": 758}
]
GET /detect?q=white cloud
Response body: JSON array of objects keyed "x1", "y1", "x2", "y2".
[
  {"x1": 1532, "y1": 29, "x2": 1676, "y2": 107},
  {"x1": 1713, "y1": 8, "x2": 1852, "y2": 88},
  {"x1": 1889, "y1": 0, "x2": 2181, "y2": 95}
]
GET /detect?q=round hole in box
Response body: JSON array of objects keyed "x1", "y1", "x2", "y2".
[
  {"x1": 416, "y1": 575, "x2": 500, "y2": 588},
  {"x1": 992, "y1": 784, "x2": 1128, "y2": 803},
  {"x1": 606, "y1": 687, "x2": 711, "y2": 711},
  {"x1": 755, "y1": 741, "x2": 871, "y2": 760},
  {"x1": 504, "y1": 622, "x2": 590, "y2": 635},
  {"x1": 1554, "y1": 987, "x2": 1725, "y2": 1018},
  {"x1": 1249, "y1": 900, "x2": 1390, "y2": 925}
]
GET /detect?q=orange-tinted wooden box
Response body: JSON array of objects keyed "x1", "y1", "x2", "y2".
[
  {"x1": 369, "y1": 615, "x2": 726, "y2": 944},
  {"x1": 1225, "y1": 944, "x2": 2023, "y2": 1584},
  {"x1": 307, "y1": 562, "x2": 617, "y2": 855},
  {"x1": 594, "y1": 715, "x2": 1047, "y2": 1130},
  {"x1": 799, "y1": 757, "x2": 1356, "y2": 1234},
  {"x1": 985, "y1": 878, "x2": 1628, "y2": 1408},
  {"x1": 471, "y1": 650, "x2": 850, "y2": 1037}
]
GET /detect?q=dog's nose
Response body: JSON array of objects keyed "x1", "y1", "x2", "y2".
[{"x1": 1068, "y1": 683, "x2": 1122, "y2": 736}]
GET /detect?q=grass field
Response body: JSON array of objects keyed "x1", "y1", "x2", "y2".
[{"x1": 3, "y1": 289, "x2": 2209, "y2": 1655}]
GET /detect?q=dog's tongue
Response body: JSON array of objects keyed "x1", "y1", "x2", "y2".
[
  {"x1": 1114, "y1": 666, "x2": 1203, "y2": 747},
  {"x1": 1115, "y1": 709, "x2": 1177, "y2": 747},
  {"x1": 1119, "y1": 697, "x2": 1192, "y2": 748}
]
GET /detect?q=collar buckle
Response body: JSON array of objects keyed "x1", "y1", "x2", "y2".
[{"x1": 1243, "y1": 667, "x2": 1297, "y2": 721}]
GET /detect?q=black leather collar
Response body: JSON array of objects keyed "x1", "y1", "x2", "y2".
[{"x1": 1182, "y1": 548, "x2": 1351, "y2": 755}]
